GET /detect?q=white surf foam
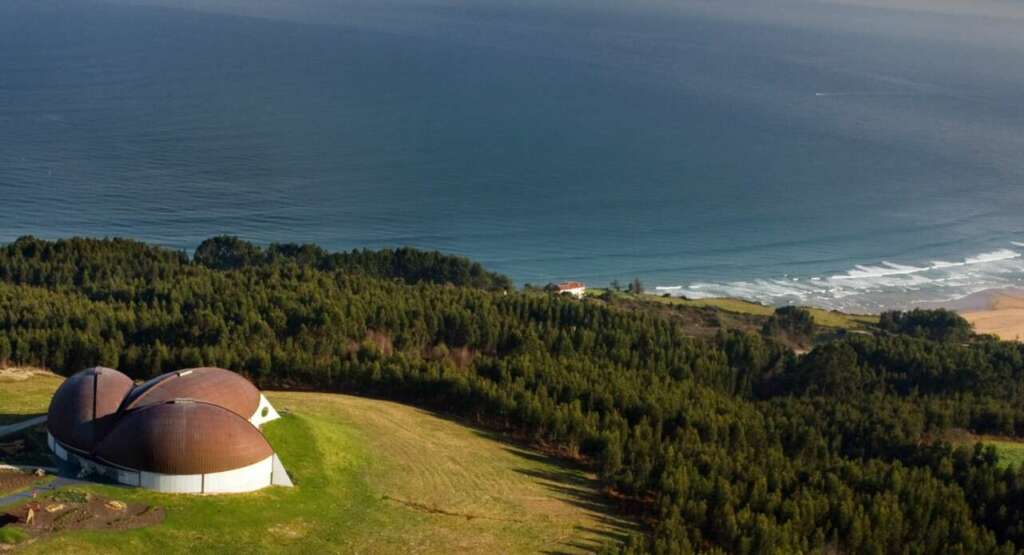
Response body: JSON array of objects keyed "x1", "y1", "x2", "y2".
[
  {"x1": 653, "y1": 245, "x2": 1024, "y2": 313},
  {"x1": 832, "y1": 262, "x2": 928, "y2": 280},
  {"x1": 965, "y1": 249, "x2": 1020, "y2": 264},
  {"x1": 831, "y1": 249, "x2": 1019, "y2": 281}
]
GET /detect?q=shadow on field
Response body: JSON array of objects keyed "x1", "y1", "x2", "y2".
[
  {"x1": 467, "y1": 430, "x2": 639, "y2": 552},
  {"x1": 407, "y1": 408, "x2": 642, "y2": 551},
  {"x1": 508, "y1": 455, "x2": 638, "y2": 553}
]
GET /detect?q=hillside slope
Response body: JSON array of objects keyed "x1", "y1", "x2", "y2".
[{"x1": 0, "y1": 373, "x2": 633, "y2": 554}]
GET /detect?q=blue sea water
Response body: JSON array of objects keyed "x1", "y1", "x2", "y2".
[{"x1": 2, "y1": 0, "x2": 1024, "y2": 312}]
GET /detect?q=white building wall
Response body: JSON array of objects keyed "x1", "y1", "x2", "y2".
[
  {"x1": 116, "y1": 467, "x2": 141, "y2": 487},
  {"x1": 47, "y1": 433, "x2": 66, "y2": 460},
  {"x1": 49, "y1": 436, "x2": 287, "y2": 494},
  {"x1": 140, "y1": 471, "x2": 204, "y2": 493},
  {"x1": 61, "y1": 449, "x2": 138, "y2": 486},
  {"x1": 249, "y1": 394, "x2": 281, "y2": 428},
  {"x1": 271, "y1": 454, "x2": 293, "y2": 487},
  {"x1": 75, "y1": 455, "x2": 108, "y2": 477},
  {"x1": 203, "y1": 456, "x2": 273, "y2": 493}
]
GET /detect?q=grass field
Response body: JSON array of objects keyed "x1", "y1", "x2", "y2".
[
  {"x1": 0, "y1": 368, "x2": 62, "y2": 424},
  {"x1": 585, "y1": 289, "x2": 878, "y2": 330},
  {"x1": 0, "y1": 373, "x2": 634, "y2": 554},
  {"x1": 976, "y1": 437, "x2": 1024, "y2": 469}
]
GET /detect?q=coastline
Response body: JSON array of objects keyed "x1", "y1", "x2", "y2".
[
  {"x1": 621, "y1": 287, "x2": 1024, "y2": 341},
  {"x1": 954, "y1": 288, "x2": 1024, "y2": 341}
]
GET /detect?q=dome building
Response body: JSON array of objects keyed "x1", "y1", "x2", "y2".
[
  {"x1": 46, "y1": 366, "x2": 134, "y2": 454},
  {"x1": 118, "y1": 366, "x2": 281, "y2": 428},
  {"x1": 47, "y1": 367, "x2": 292, "y2": 494}
]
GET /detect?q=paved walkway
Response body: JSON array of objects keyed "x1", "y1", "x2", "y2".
[{"x1": 0, "y1": 415, "x2": 47, "y2": 440}]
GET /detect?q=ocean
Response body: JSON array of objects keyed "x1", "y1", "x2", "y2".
[{"x1": 2, "y1": 0, "x2": 1024, "y2": 312}]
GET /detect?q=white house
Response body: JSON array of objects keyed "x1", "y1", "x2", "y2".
[{"x1": 553, "y1": 281, "x2": 586, "y2": 298}]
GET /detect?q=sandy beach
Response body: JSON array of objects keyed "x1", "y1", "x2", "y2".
[{"x1": 956, "y1": 289, "x2": 1024, "y2": 341}]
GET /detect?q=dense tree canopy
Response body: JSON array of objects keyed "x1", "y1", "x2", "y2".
[
  {"x1": 194, "y1": 235, "x2": 512, "y2": 290},
  {"x1": 1, "y1": 236, "x2": 1023, "y2": 553},
  {"x1": 761, "y1": 306, "x2": 815, "y2": 346},
  {"x1": 879, "y1": 308, "x2": 974, "y2": 343}
]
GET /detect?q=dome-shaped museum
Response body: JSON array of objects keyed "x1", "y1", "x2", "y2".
[{"x1": 47, "y1": 366, "x2": 292, "y2": 494}]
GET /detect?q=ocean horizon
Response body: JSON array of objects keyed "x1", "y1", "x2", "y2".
[{"x1": 3, "y1": 0, "x2": 1024, "y2": 313}]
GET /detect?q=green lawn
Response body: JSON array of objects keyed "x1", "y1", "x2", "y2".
[{"x1": 1, "y1": 374, "x2": 634, "y2": 554}]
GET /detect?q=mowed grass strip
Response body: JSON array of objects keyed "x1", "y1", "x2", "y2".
[{"x1": 1, "y1": 374, "x2": 633, "y2": 554}]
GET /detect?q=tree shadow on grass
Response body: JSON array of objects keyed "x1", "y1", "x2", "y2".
[
  {"x1": 458, "y1": 428, "x2": 641, "y2": 552},
  {"x1": 511, "y1": 461, "x2": 639, "y2": 550},
  {"x1": 387, "y1": 407, "x2": 643, "y2": 551}
]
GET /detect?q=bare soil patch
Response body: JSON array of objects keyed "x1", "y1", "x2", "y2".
[{"x1": 1, "y1": 490, "x2": 164, "y2": 543}]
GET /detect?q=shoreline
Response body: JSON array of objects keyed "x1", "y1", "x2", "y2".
[
  {"x1": 952, "y1": 288, "x2": 1024, "y2": 341},
  {"x1": 620, "y1": 287, "x2": 1024, "y2": 341}
]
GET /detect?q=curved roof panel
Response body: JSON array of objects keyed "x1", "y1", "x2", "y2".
[
  {"x1": 95, "y1": 400, "x2": 273, "y2": 474},
  {"x1": 47, "y1": 367, "x2": 134, "y2": 452},
  {"x1": 120, "y1": 367, "x2": 261, "y2": 419}
]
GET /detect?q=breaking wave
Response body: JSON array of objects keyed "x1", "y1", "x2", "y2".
[{"x1": 654, "y1": 247, "x2": 1024, "y2": 313}]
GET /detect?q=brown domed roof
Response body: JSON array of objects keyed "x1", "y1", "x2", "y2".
[
  {"x1": 95, "y1": 400, "x2": 273, "y2": 474},
  {"x1": 47, "y1": 367, "x2": 134, "y2": 452},
  {"x1": 120, "y1": 367, "x2": 261, "y2": 419}
]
